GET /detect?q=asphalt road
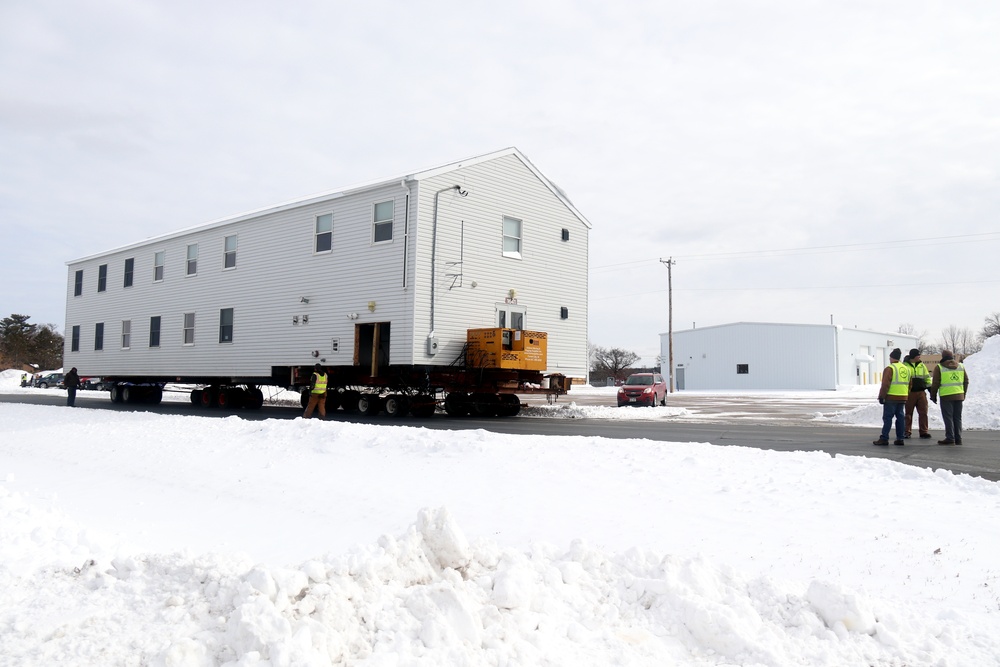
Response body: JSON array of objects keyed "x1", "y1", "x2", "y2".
[{"x1": 4, "y1": 391, "x2": 999, "y2": 482}]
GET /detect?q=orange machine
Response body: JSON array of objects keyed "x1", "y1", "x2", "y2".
[{"x1": 466, "y1": 328, "x2": 548, "y2": 371}]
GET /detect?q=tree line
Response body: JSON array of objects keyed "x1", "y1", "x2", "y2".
[
  {"x1": 899, "y1": 311, "x2": 1000, "y2": 357},
  {"x1": 0, "y1": 315, "x2": 64, "y2": 371}
]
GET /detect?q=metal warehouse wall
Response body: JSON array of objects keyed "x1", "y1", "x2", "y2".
[{"x1": 664, "y1": 323, "x2": 838, "y2": 390}]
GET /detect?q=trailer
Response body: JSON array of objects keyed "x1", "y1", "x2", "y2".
[{"x1": 64, "y1": 148, "x2": 590, "y2": 416}]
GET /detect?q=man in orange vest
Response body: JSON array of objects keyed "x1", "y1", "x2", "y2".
[{"x1": 874, "y1": 348, "x2": 909, "y2": 446}]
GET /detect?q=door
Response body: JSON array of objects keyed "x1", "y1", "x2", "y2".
[{"x1": 354, "y1": 322, "x2": 391, "y2": 376}]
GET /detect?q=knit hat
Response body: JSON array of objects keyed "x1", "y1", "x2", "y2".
[
  {"x1": 889, "y1": 348, "x2": 901, "y2": 360},
  {"x1": 909, "y1": 348, "x2": 920, "y2": 358},
  {"x1": 940, "y1": 350, "x2": 955, "y2": 362}
]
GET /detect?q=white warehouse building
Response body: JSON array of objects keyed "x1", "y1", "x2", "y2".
[{"x1": 659, "y1": 322, "x2": 918, "y2": 391}]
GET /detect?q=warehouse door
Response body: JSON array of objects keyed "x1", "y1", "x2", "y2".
[{"x1": 354, "y1": 322, "x2": 391, "y2": 376}]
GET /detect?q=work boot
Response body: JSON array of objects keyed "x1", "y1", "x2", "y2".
[
  {"x1": 873, "y1": 438, "x2": 889, "y2": 446},
  {"x1": 919, "y1": 433, "x2": 932, "y2": 439},
  {"x1": 955, "y1": 438, "x2": 962, "y2": 445},
  {"x1": 937, "y1": 439, "x2": 955, "y2": 445},
  {"x1": 893, "y1": 440, "x2": 905, "y2": 446}
]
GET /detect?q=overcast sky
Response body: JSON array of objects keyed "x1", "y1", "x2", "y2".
[{"x1": 2, "y1": 0, "x2": 998, "y2": 364}]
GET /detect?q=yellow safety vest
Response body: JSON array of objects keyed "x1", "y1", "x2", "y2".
[
  {"x1": 938, "y1": 364, "x2": 965, "y2": 398},
  {"x1": 311, "y1": 372, "x2": 328, "y2": 394},
  {"x1": 907, "y1": 361, "x2": 930, "y2": 390},
  {"x1": 888, "y1": 362, "x2": 911, "y2": 398}
]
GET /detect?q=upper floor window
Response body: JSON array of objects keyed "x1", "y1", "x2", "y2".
[
  {"x1": 186, "y1": 244, "x2": 198, "y2": 275},
  {"x1": 97, "y1": 264, "x2": 108, "y2": 292},
  {"x1": 121, "y1": 320, "x2": 131, "y2": 349},
  {"x1": 502, "y1": 216, "x2": 522, "y2": 259},
  {"x1": 372, "y1": 201, "x2": 393, "y2": 244},
  {"x1": 94, "y1": 322, "x2": 104, "y2": 351},
  {"x1": 123, "y1": 258, "x2": 134, "y2": 288},
  {"x1": 219, "y1": 308, "x2": 234, "y2": 343},
  {"x1": 74, "y1": 270, "x2": 83, "y2": 296},
  {"x1": 154, "y1": 251, "x2": 165, "y2": 282},
  {"x1": 224, "y1": 235, "x2": 237, "y2": 269},
  {"x1": 71, "y1": 325, "x2": 80, "y2": 352},
  {"x1": 183, "y1": 313, "x2": 195, "y2": 345},
  {"x1": 149, "y1": 316, "x2": 161, "y2": 347},
  {"x1": 316, "y1": 213, "x2": 333, "y2": 253}
]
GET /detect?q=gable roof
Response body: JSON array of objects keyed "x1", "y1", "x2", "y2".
[{"x1": 68, "y1": 147, "x2": 590, "y2": 264}]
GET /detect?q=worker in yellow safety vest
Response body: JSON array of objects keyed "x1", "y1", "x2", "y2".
[
  {"x1": 903, "y1": 348, "x2": 932, "y2": 440},
  {"x1": 874, "y1": 348, "x2": 910, "y2": 446},
  {"x1": 303, "y1": 363, "x2": 328, "y2": 419},
  {"x1": 929, "y1": 349, "x2": 969, "y2": 445}
]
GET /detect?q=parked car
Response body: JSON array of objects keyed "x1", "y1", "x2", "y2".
[
  {"x1": 80, "y1": 377, "x2": 108, "y2": 391},
  {"x1": 35, "y1": 372, "x2": 64, "y2": 389},
  {"x1": 617, "y1": 373, "x2": 667, "y2": 407}
]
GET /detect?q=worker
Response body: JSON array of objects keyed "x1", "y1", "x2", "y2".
[
  {"x1": 929, "y1": 350, "x2": 969, "y2": 445},
  {"x1": 903, "y1": 348, "x2": 932, "y2": 440},
  {"x1": 303, "y1": 363, "x2": 328, "y2": 419},
  {"x1": 874, "y1": 348, "x2": 910, "y2": 446},
  {"x1": 64, "y1": 367, "x2": 80, "y2": 407}
]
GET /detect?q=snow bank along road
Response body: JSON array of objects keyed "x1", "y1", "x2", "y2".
[{"x1": 2, "y1": 390, "x2": 998, "y2": 482}]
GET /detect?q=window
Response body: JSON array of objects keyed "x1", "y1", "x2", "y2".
[
  {"x1": 71, "y1": 325, "x2": 80, "y2": 352},
  {"x1": 372, "y1": 201, "x2": 393, "y2": 243},
  {"x1": 154, "y1": 251, "x2": 165, "y2": 281},
  {"x1": 502, "y1": 216, "x2": 522, "y2": 258},
  {"x1": 315, "y1": 213, "x2": 333, "y2": 253},
  {"x1": 149, "y1": 316, "x2": 161, "y2": 347},
  {"x1": 94, "y1": 322, "x2": 104, "y2": 351},
  {"x1": 187, "y1": 244, "x2": 198, "y2": 275},
  {"x1": 98, "y1": 264, "x2": 108, "y2": 292},
  {"x1": 224, "y1": 235, "x2": 237, "y2": 269},
  {"x1": 121, "y1": 320, "x2": 131, "y2": 349},
  {"x1": 219, "y1": 308, "x2": 234, "y2": 343},
  {"x1": 124, "y1": 257, "x2": 134, "y2": 287},
  {"x1": 74, "y1": 270, "x2": 83, "y2": 296},
  {"x1": 497, "y1": 304, "x2": 525, "y2": 330},
  {"x1": 183, "y1": 313, "x2": 195, "y2": 345},
  {"x1": 737, "y1": 364, "x2": 749, "y2": 374}
]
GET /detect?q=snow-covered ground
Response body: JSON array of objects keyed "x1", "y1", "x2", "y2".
[{"x1": 2, "y1": 339, "x2": 999, "y2": 666}]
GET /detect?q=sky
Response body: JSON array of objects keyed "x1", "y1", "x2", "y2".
[
  {"x1": 2, "y1": 344, "x2": 1000, "y2": 663},
  {"x1": 2, "y1": 0, "x2": 999, "y2": 365}
]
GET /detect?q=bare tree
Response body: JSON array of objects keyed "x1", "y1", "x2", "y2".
[
  {"x1": 939, "y1": 325, "x2": 982, "y2": 357},
  {"x1": 981, "y1": 312, "x2": 1000, "y2": 342},
  {"x1": 591, "y1": 346, "x2": 641, "y2": 383},
  {"x1": 897, "y1": 323, "x2": 933, "y2": 352}
]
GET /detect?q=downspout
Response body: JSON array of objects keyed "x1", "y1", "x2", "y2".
[{"x1": 429, "y1": 184, "x2": 467, "y2": 337}]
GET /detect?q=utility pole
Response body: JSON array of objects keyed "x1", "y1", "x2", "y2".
[{"x1": 660, "y1": 257, "x2": 675, "y2": 393}]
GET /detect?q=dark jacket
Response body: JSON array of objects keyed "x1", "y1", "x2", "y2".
[
  {"x1": 64, "y1": 369, "x2": 80, "y2": 389},
  {"x1": 930, "y1": 359, "x2": 969, "y2": 402}
]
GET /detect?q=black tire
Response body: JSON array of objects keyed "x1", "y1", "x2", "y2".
[
  {"x1": 358, "y1": 393, "x2": 382, "y2": 416},
  {"x1": 497, "y1": 394, "x2": 521, "y2": 417},
  {"x1": 246, "y1": 388, "x2": 264, "y2": 410},
  {"x1": 300, "y1": 389, "x2": 310, "y2": 409},
  {"x1": 324, "y1": 391, "x2": 341, "y2": 413},
  {"x1": 384, "y1": 394, "x2": 410, "y2": 417},
  {"x1": 110, "y1": 384, "x2": 124, "y2": 404},
  {"x1": 190, "y1": 389, "x2": 203, "y2": 405},
  {"x1": 469, "y1": 392, "x2": 499, "y2": 417},
  {"x1": 200, "y1": 387, "x2": 218, "y2": 408},
  {"x1": 410, "y1": 394, "x2": 436, "y2": 418},
  {"x1": 122, "y1": 386, "x2": 136, "y2": 403},
  {"x1": 444, "y1": 392, "x2": 469, "y2": 417},
  {"x1": 145, "y1": 387, "x2": 163, "y2": 405},
  {"x1": 340, "y1": 390, "x2": 361, "y2": 414}
]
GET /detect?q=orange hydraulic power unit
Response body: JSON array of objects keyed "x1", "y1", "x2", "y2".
[{"x1": 466, "y1": 328, "x2": 547, "y2": 371}]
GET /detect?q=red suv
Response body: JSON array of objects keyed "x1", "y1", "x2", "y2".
[{"x1": 617, "y1": 373, "x2": 667, "y2": 407}]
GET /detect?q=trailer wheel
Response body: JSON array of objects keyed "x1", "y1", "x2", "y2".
[
  {"x1": 190, "y1": 389, "x2": 203, "y2": 405},
  {"x1": 122, "y1": 386, "x2": 137, "y2": 403},
  {"x1": 110, "y1": 384, "x2": 124, "y2": 404},
  {"x1": 444, "y1": 392, "x2": 469, "y2": 417},
  {"x1": 497, "y1": 394, "x2": 521, "y2": 417},
  {"x1": 200, "y1": 387, "x2": 218, "y2": 408},
  {"x1": 469, "y1": 392, "x2": 499, "y2": 417},
  {"x1": 384, "y1": 394, "x2": 410, "y2": 417},
  {"x1": 358, "y1": 393, "x2": 382, "y2": 416},
  {"x1": 246, "y1": 388, "x2": 264, "y2": 410},
  {"x1": 410, "y1": 394, "x2": 436, "y2": 418},
  {"x1": 145, "y1": 387, "x2": 163, "y2": 405},
  {"x1": 324, "y1": 391, "x2": 341, "y2": 412},
  {"x1": 340, "y1": 390, "x2": 361, "y2": 414}
]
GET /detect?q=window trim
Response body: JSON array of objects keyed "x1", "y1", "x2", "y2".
[
  {"x1": 496, "y1": 303, "x2": 526, "y2": 330},
  {"x1": 315, "y1": 213, "x2": 333, "y2": 254},
  {"x1": 123, "y1": 257, "x2": 134, "y2": 288},
  {"x1": 183, "y1": 312, "x2": 195, "y2": 346},
  {"x1": 121, "y1": 320, "x2": 131, "y2": 349},
  {"x1": 186, "y1": 243, "x2": 199, "y2": 276},
  {"x1": 94, "y1": 322, "x2": 104, "y2": 351},
  {"x1": 74, "y1": 269, "x2": 83, "y2": 297},
  {"x1": 97, "y1": 264, "x2": 108, "y2": 292},
  {"x1": 149, "y1": 315, "x2": 161, "y2": 348},
  {"x1": 219, "y1": 307, "x2": 234, "y2": 343},
  {"x1": 153, "y1": 250, "x2": 165, "y2": 282},
  {"x1": 71, "y1": 325, "x2": 80, "y2": 352},
  {"x1": 502, "y1": 215, "x2": 522, "y2": 259},
  {"x1": 223, "y1": 235, "x2": 237, "y2": 270},
  {"x1": 372, "y1": 200, "x2": 394, "y2": 245}
]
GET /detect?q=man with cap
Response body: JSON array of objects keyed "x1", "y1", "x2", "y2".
[
  {"x1": 929, "y1": 350, "x2": 970, "y2": 445},
  {"x1": 302, "y1": 363, "x2": 329, "y2": 419},
  {"x1": 903, "y1": 348, "x2": 932, "y2": 440},
  {"x1": 874, "y1": 348, "x2": 910, "y2": 446}
]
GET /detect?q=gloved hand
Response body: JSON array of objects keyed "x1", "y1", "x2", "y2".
[
  {"x1": 930, "y1": 395, "x2": 937, "y2": 404},
  {"x1": 878, "y1": 397, "x2": 884, "y2": 405}
]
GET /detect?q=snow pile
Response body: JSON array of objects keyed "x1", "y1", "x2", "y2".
[
  {"x1": 521, "y1": 401, "x2": 690, "y2": 420},
  {"x1": 829, "y1": 336, "x2": 1000, "y2": 429}
]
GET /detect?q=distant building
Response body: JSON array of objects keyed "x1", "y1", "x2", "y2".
[{"x1": 659, "y1": 322, "x2": 918, "y2": 391}]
